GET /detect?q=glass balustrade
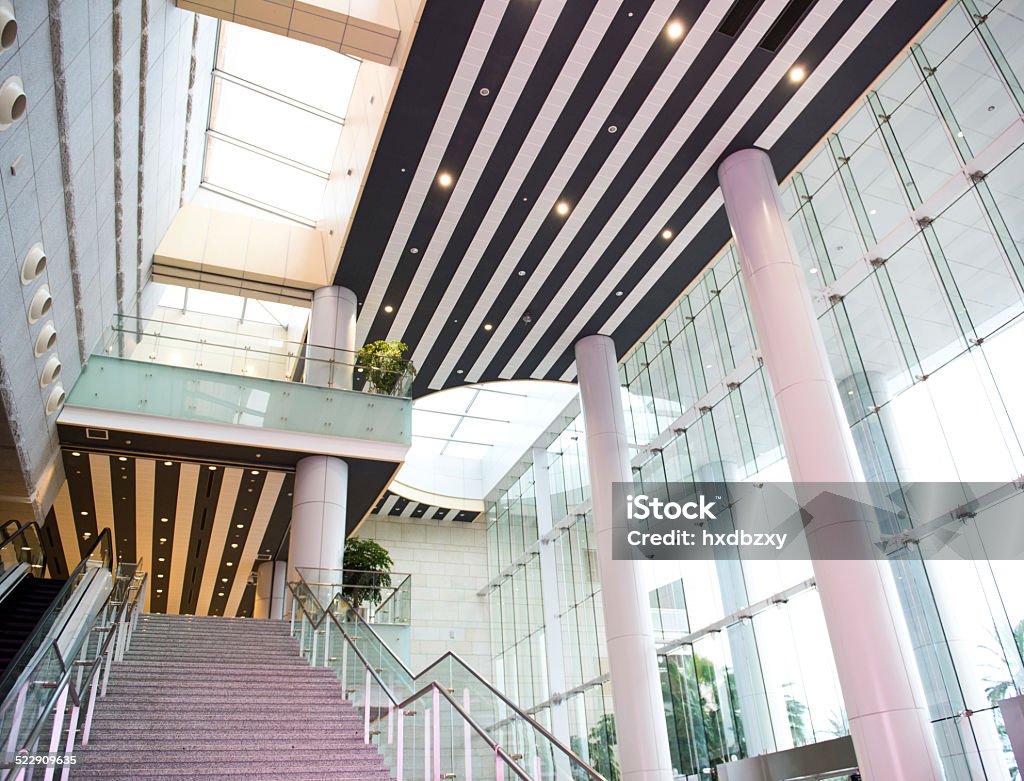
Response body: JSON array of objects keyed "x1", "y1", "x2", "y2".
[{"x1": 288, "y1": 574, "x2": 602, "y2": 780}]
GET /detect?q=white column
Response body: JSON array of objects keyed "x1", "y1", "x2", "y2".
[
  {"x1": 574, "y1": 335, "x2": 674, "y2": 781},
  {"x1": 254, "y1": 560, "x2": 288, "y2": 619},
  {"x1": 718, "y1": 148, "x2": 943, "y2": 780},
  {"x1": 288, "y1": 455, "x2": 348, "y2": 603},
  {"x1": 306, "y1": 286, "x2": 358, "y2": 389}
]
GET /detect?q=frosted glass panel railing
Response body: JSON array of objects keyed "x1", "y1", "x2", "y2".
[
  {"x1": 102, "y1": 315, "x2": 415, "y2": 397},
  {"x1": 66, "y1": 356, "x2": 411, "y2": 445}
]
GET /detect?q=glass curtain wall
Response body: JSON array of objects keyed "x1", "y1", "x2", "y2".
[{"x1": 485, "y1": 2, "x2": 1024, "y2": 778}]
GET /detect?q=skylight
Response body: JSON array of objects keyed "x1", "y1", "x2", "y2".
[{"x1": 201, "y1": 22, "x2": 360, "y2": 225}]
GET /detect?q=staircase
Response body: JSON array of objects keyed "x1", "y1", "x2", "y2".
[{"x1": 75, "y1": 613, "x2": 392, "y2": 780}]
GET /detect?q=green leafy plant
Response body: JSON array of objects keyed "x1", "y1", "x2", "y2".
[
  {"x1": 342, "y1": 537, "x2": 394, "y2": 609},
  {"x1": 356, "y1": 340, "x2": 416, "y2": 395}
]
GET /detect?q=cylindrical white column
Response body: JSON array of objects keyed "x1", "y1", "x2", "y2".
[
  {"x1": 254, "y1": 560, "x2": 288, "y2": 620},
  {"x1": 718, "y1": 148, "x2": 943, "y2": 780},
  {"x1": 306, "y1": 286, "x2": 357, "y2": 389},
  {"x1": 574, "y1": 335, "x2": 674, "y2": 781},
  {"x1": 288, "y1": 455, "x2": 348, "y2": 603}
]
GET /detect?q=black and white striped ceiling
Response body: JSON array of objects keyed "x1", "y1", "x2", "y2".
[
  {"x1": 38, "y1": 450, "x2": 295, "y2": 618},
  {"x1": 371, "y1": 490, "x2": 481, "y2": 523},
  {"x1": 335, "y1": 0, "x2": 943, "y2": 395}
]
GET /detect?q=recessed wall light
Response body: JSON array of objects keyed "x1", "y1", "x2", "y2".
[
  {"x1": 789, "y1": 65, "x2": 806, "y2": 83},
  {"x1": 666, "y1": 20, "x2": 684, "y2": 39},
  {"x1": 555, "y1": 201, "x2": 570, "y2": 216},
  {"x1": 438, "y1": 172, "x2": 454, "y2": 187}
]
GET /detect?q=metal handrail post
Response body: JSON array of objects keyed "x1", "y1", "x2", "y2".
[
  {"x1": 363, "y1": 669, "x2": 371, "y2": 743},
  {"x1": 396, "y1": 709, "x2": 404, "y2": 781},
  {"x1": 432, "y1": 687, "x2": 441, "y2": 781}
]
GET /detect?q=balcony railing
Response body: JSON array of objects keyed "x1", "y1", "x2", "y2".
[{"x1": 102, "y1": 315, "x2": 415, "y2": 398}]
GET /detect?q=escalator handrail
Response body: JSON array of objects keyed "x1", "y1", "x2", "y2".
[
  {"x1": 1, "y1": 563, "x2": 148, "y2": 763},
  {"x1": 0, "y1": 519, "x2": 26, "y2": 545},
  {"x1": 0, "y1": 527, "x2": 113, "y2": 702}
]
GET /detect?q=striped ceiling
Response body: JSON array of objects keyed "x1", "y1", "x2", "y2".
[
  {"x1": 335, "y1": 0, "x2": 943, "y2": 395},
  {"x1": 371, "y1": 490, "x2": 481, "y2": 523},
  {"x1": 38, "y1": 450, "x2": 295, "y2": 618}
]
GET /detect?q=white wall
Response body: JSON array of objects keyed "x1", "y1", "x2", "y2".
[{"x1": 355, "y1": 513, "x2": 490, "y2": 673}]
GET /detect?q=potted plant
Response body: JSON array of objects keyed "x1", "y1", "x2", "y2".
[
  {"x1": 356, "y1": 340, "x2": 416, "y2": 395},
  {"x1": 342, "y1": 537, "x2": 394, "y2": 613}
]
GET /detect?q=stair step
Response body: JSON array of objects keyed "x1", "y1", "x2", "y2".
[{"x1": 70, "y1": 760, "x2": 391, "y2": 779}]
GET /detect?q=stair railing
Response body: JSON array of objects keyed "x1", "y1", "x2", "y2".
[
  {"x1": 288, "y1": 579, "x2": 533, "y2": 781},
  {"x1": 0, "y1": 552, "x2": 147, "y2": 781},
  {"x1": 287, "y1": 576, "x2": 605, "y2": 781}
]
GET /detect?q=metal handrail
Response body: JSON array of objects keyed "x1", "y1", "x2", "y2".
[
  {"x1": 334, "y1": 587, "x2": 597, "y2": 774},
  {"x1": 287, "y1": 580, "x2": 532, "y2": 780},
  {"x1": 291, "y1": 577, "x2": 606, "y2": 780}
]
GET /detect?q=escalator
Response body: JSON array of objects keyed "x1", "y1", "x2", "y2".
[{"x1": 0, "y1": 576, "x2": 67, "y2": 675}]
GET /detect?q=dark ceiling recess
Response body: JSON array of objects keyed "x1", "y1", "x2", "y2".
[
  {"x1": 760, "y1": 0, "x2": 818, "y2": 52},
  {"x1": 717, "y1": 0, "x2": 762, "y2": 37}
]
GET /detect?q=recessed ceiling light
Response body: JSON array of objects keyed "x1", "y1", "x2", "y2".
[
  {"x1": 666, "y1": 20, "x2": 684, "y2": 39},
  {"x1": 608, "y1": 125, "x2": 617, "y2": 134},
  {"x1": 222, "y1": 578, "x2": 229, "y2": 583},
  {"x1": 555, "y1": 201, "x2": 570, "y2": 216},
  {"x1": 438, "y1": 172, "x2": 454, "y2": 187},
  {"x1": 157, "y1": 573, "x2": 164, "y2": 578},
  {"x1": 208, "y1": 465, "x2": 217, "y2": 471},
  {"x1": 789, "y1": 65, "x2": 806, "y2": 83},
  {"x1": 410, "y1": 247, "x2": 419, "y2": 254},
  {"x1": 158, "y1": 557, "x2": 165, "y2": 562},
  {"x1": 226, "y1": 562, "x2": 234, "y2": 567},
  {"x1": 400, "y1": 167, "x2": 406, "y2": 173},
  {"x1": 250, "y1": 470, "x2": 259, "y2": 475},
  {"x1": 236, "y1": 524, "x2": 245, "y2": 529},
  {"x1": 159, "y1": 537, "x2": 167, "y2": 543},
  {"x1": 160, "y1": 517, "x2": 168, "y2": 523},
  {"x1": 118, "y1": 456, "x2": 127, "y2": 462},
  {"x1": 71, "y1": 451, "x2": 81, "y2": 457},
  {"x1": 164, "y1": 461, "x2": 173, "y2": 466},
  {"x1": 80, "y1": 510, "x2": 88, "y2": 516},
  {"x1": 456, "y1": 369, "x2": 464, "y2": 375},
  {"x1": 956, "y1": 131, "x2": 964, "y2": 138},
  {"x1": 156, "y1": 588, "x2": 163, "y2": 593},
  {"x1": 218, "y1": 591, "x2": 225, "y2": 597},
  {"x1": 479, "y1": 87, "x2": 490, "y2": 96},
  {"x1": 384, "y1": 305, "x2": 394, "y2": 313},
  {"x1": 82, "y1": 531, "x2": 91, "y2": 539},
  {"x1": 231, "y1": 543, "x2": 238, "y2": 549},
  {"x1": 483, "y1": 324, "x2": 493, "y2": 331},
  {"x1": 615, "y1": 291, "x2": 624, "y2": 297},
  {"x1": 661, "y1": 229, "x2": 673, "y2": 240},
  {"x1": 517, "y1": 270, "x2": 526, "y2": 276},
  {"x1": 809, "y1": 268, "x2": 818, "y2": 274}
]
